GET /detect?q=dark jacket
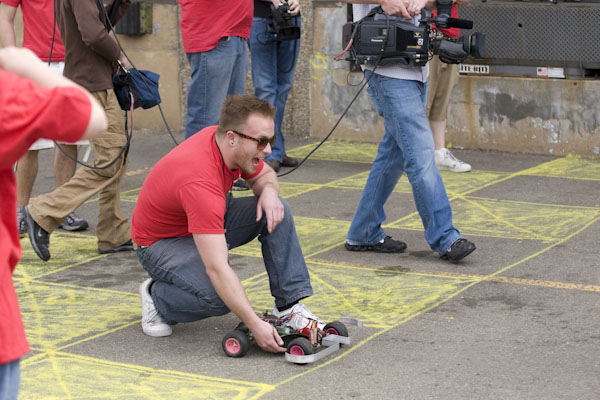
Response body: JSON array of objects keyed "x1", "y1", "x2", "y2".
[{"x1": 56, "y1": 0, "x2": 131, "y2": 92}]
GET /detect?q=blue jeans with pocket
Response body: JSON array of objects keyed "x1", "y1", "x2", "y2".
[
  {"x1": 0, "y1": 359, "x2": 20, "y2": 400},
  {"x1": 248, "y1": 15, "x2": 301, "y2": 162},
  {"x1": 136, "y1": 196, "x2": 313, "y2": 324},
  {"x1": 346, "y1": 71, "x2": 461, "y2": 255},
  {"x1": 185, "y1": 36, "x2": 248, "y2": 139}
]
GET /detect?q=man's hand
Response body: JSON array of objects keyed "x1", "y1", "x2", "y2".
[
  {"x1": 404, "y1": 0, "x2": 429, "y2": 17},
  {"x1": 256, "y1": 186, "x2": 284, "y2": 233},
  {"x1": 287, "y1": 0, "x2": 300, "y2": 16},
  {"x1": 250, "y1": 319, "x2": 286, "y2": 353},
  {"x1": 379, "y1": 0, "x2": 411, "y2": 19}
]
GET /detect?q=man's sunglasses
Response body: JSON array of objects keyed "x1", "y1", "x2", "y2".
[{"x1": 230, "y1": 130, "x2": 276, "y2": 150}]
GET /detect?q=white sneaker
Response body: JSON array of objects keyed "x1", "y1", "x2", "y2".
[
  {"x1": 139, "y1": 279, "x2": 172, "y2": 337},
  {"x1": 435, "y1": 148, "x2": 472, "y2": 173},
  {"x1": 272, "y1": 303, "x2": 326, "y2": 330}
]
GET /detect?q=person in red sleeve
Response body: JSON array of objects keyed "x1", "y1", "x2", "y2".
[
  {"x1": 0, "y1": 0, "x2": 91, "y2": 234},
  {"x1": 0, "y1": 47, "x2": 106, "y2": 400},
  {"x1": 132, "y1": 95, "x2": 324, "y2": 354},
  {"x1": 427, "y1": 0, "x2": 473, "y2": 173}
]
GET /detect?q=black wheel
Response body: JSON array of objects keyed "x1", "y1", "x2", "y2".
[
  {"x1": 286, "y1": 337, "x2": 313, "y2": 356},
  {"x1": 324, "y1": 321, "x2": 348, "y2": 337},
  {"x1": 222, "y1": 329, "x2": 250, "y2": 358}
]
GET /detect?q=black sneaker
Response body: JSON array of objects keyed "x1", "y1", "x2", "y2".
[
  {"x1": 265, "y1": 158, "x2": 281, "y2": 172},
  {"x1": 345, "y1": 236, "x2": 407, "y2": 253},
  {"x1": 281, "y1": 155, "x2": 299, "y2": 168},
  {"x1": 98, "y1": 239, "x2": 135, "y2": 254},
  {"x1": 17, "y1": 207, "x2": 26, "y2": 238},
  {"x1": 441, "y1": 238, "x2": 476, "y2": 263},
  {"x1": 58, "y1": 212, "x2": 89, "y2": 231},
  {"x1": 232, "y1": 178, "x2": 250, "y2": 191},
  {"x1": 23, "y1": 206, "x2": 51, "y2": 261}
]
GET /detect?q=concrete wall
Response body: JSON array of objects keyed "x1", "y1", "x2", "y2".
[
  {"x1": 311, "y1": 2, "x2": 600, "y2": 158},
  {"x1": 6, "y1": 1, "x2": 599, "y2": 157}
]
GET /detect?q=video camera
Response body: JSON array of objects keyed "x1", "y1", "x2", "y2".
[
  {"x1": 341, "y1": 0, "x2": 485, "y2": 67},
  {"x1": 268, "y1": 3, "x2": 301, "y2": 41}
]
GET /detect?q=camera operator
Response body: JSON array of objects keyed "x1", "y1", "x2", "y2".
[
  {"x1": 340, "y1": 0, "x2": 476, "y2": 262},
  {"x1": 22, "y1": 0, "x2": 135, "y2": 262},
  {"x1": 248, "y1": 0, "x2": 301, "y2": 172}
]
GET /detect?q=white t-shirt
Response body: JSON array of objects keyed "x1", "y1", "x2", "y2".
[{"x1": 353, "y1": 4, "x2": 429, "y2": 82}]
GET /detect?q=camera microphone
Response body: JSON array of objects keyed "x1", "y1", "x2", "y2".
[{"x1": 446, "y1": 18, "x2": 473, "y2": 30}]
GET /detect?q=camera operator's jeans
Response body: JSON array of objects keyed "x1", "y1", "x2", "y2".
[
  {"x1": 346, "y1": 71, "x2": 461, "y2": 255},
  {"x1": 136, "y1": 196, "x2": 313, "y2": 324},
  {"x1": 0, "y1": 359, "x2": 20, "y2": 400},
  {"x1": 248, "y1": 16, "x2": 301, "y2": 162},
  {"x1": 184, "y1": 36, "x2": 248, "y2": 139}
]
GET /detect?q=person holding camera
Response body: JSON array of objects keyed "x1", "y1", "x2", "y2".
[
  {"x1": 132, "y1": 95, "x2": 324, "y2": 353},
  {"x1": 248, "y1": 0, "x2": 301, "y2": 172},
  {"x1": 341, "y1": 0, "x2": 476, "y2": 262},
  {"x1": 22, "y1": 0, "x2": 134, "y2": 262},
  {"x1": 427, "y1": 0, "x2": 472, "y2": 173},
  {"x1": 0, "y1": 46, "x2": 107, "y2": 400}
]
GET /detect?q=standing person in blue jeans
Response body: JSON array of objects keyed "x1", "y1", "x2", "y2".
[
  {"x1": 248, "y1": 0, "x2": 301, "y2": 172},
  {"x1": 341, "y1": 2, "x2": 476, "y2": 262},
  {"x1": 132, "y1": 95, "x2": 326, "y2": 352},
  {"x1": 179, "y1": 0, "x2": 253, "y2": 190}
]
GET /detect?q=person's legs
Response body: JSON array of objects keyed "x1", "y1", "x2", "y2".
[
  {"x1": 0, "y1": 359, "x2": 21, "y2": 400},
  {"x1": 346, "y1": 74, "x2": 407, "y2": 247},
  {"x1": 138, "y1": 237, "x2": 230, "y2": 324},
  {"x1": 225, "y1": 196, "x2": 313, "y2": 308},
  {"x1": 185, "y1": 37, "x2": 249, "y2": 139},
  {"x1": 53, "y1": 144, "x2": 77, "y2": 187},
  {"x1": 249, "y1": 17, "x2": 282, "y2": 161},
  {"x1": 348, "y1": 72, "x2": 460, "y2": 255},
  {"x1": 272, "y1": 15, "x2": 301, "y2": 163},
  {"x1": 27, "y1": 90, "x2": 130, "y2": 258},
  {"x1": 16, "y1": 150, "x2": 39, "y2": 208}
]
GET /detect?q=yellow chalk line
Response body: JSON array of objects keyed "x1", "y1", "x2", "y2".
[
  {"x1": 274, "y1": 214, "x2": 600, "y2": 390},
  {"x1": 25, "y1": 350, "x2": 274, "y2": 393}
]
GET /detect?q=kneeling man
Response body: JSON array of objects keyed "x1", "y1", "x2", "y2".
[{"x1": 132, "y1": 95, "x2": 321, "y2": 353}]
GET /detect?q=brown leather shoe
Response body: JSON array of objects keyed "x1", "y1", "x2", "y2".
[
  {"x1": 281, "y1": 155, "x2": 299, "y2": 168},
  {"x1": 265, "y1": 158, "x2": 281, "y2": 172}
]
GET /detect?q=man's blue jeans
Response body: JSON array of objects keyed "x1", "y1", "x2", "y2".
[
  {"x1": 248, "y1": 16, "x2": 301, "y2": 162},
  {"x1": 185, "y1": 36, "x2": 248, "y2": 139},
  {"x1": 136, "y1": 196, "x2": 313, "y2": 324},
  {"x1": 346, "y1": 71, "x2": 460, "y2": 255},
  {"x1": 0, "y1": 359, "x2": 20, "y2": 400}
]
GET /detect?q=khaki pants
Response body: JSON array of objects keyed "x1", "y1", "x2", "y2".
[
  {"x1": 29, "y1": 89, "x2": 130, "y2": 249},
  {"x1": 426, "y1": 55, "x2": 460, "y2": 122}
]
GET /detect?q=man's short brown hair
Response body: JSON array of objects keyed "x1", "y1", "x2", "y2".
[{"x1": 216, "y1": 95, "x2": 275, "y2": 136}]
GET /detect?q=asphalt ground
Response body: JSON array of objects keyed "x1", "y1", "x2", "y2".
[{"x1": 13, "y1": 130, "x2": 600, "y2": 399}]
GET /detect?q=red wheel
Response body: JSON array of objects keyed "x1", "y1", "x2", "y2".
[
  {"x1": 286, "y1": 337, "x2": 313, "y2": 356},
  {"x1": 323, "y1": 321, "x2": 348, "y2": 337},
  {"x1": 222, "y1": 329, "x2": 250, "y2": 358}
]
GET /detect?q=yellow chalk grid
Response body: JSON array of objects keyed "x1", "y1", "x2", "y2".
[
  {"x1": 20, "y1": 352, "x2": 273, "y2": 400},
  {"x1": 287, "y1": 140, "x2": 379, "y2": 163},
  {"x1": 230, "y1": 216, "x2": 350, "y2": 258},
  {"x1": 243, "y1": 261, "x2": 475, "y2": 329},
  {"x1": 16, "y1": 233, "x2": 107, "y2": 279},
  {"x1": 389, "y1": 196, "x2": 600, "y2": 242},
  {"x1": 519, "y1": 156, "x2": 600, "y2": 181},
  {"x1": 328, "y1": 170, "x2": 510, "y2": 196},
  {"x1": 120, "y1": 187, "x2": 142, "y2": 203},
  {"x1": 15, "y1": 280, "x2": 139, "y2": 350}
]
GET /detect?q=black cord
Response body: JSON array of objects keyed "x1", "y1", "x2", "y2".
[{"x1": 277, "y1": 9, "x2": 388, "y2": 178}]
